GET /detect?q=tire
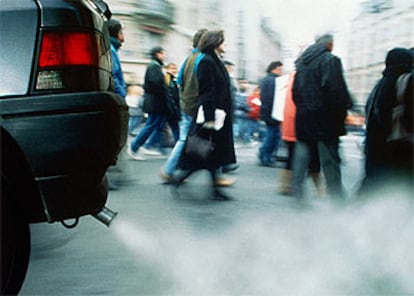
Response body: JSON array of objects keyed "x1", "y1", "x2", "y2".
[{"x1": 1, "y1": 196, "x2": 31, "y2": 295}]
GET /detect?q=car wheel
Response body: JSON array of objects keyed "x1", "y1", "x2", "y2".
[{"x1": 1, "y1": 196, "x2": 31, "y2": 295}]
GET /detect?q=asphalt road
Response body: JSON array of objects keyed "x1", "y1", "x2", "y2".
[{"x1": 20, "y1": 134, "x2": 414, "y2": 295}]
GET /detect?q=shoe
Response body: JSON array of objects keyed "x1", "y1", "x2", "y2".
[
  {"x1": 212, "y1": 188, "x2": 233, "y2": 201},
  {"x1": 222, "y1": 163, "x2": 240, "y2": 173},
  {"x1": 214, "y1": 177, "x2": 236, "y2": 187},
  {"x1": 140, "y1": 147, "x2": 162, "y2": 156},
  {"x1": 160, "y1": 168, "x2": 175, "y2": 184},
  {"x1": 257, "y1": 151, "x2": 266, "y2": 163},
  {"x1": 127, "y1": 146, "x2": 146, "y2": 160},
  {"x1": 171, "y1": 169, "x2": 193, "y2": 187},
  {"x1": 258, "y1": 160, "x2": 277, "y2": 167}
]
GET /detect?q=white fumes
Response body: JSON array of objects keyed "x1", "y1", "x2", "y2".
[{"x1": 111, "y1": 195, "x2": 414, "y2": 295}]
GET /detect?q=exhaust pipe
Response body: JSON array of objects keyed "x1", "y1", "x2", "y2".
[{"x1": 92, "y1": 207, "x2": 118, "y2": 227}]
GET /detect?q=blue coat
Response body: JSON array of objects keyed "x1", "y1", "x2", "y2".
[{"x1": 110, "y1": 37, "x2": 126, "y2": 99}]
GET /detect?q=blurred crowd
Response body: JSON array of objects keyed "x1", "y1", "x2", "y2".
[{"x1": 107, "y1": 18, "x2": 413, "y2": 201}]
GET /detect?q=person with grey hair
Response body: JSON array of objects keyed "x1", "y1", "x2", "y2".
[
  {"x1": 291, "y1": 33, "x2": 353, "y2": 199},
  {"x1": 315, "y1": 33, "x2": 334, "y2": 49}
]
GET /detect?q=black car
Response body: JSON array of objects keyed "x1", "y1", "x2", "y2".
[{"x1": 0, "y1": 0, "x2": 128, "y2": 293}]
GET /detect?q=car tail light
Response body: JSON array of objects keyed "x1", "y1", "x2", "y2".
[
  {"x1": 39, "y1": 32, "x2": 98, "y2": 68},
  {"x1": 36, "y1": 30, "x2": 105, "y2": 91}
]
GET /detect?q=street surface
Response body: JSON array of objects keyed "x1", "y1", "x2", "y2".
[{"x1": 21, "y1": 134, "x2": 414, "y2": 295}]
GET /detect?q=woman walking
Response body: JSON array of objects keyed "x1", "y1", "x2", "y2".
[{"x1": 175, "y1": 30, "x2": 237, "y2": 201}]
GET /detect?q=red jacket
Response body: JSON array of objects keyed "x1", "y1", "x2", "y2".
[{"x1": 281, "y1": 72, "x2": 296, "y2": 142}]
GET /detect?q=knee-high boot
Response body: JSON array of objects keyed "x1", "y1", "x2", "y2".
[{"x1": 278, "y1": 169, "x2": 293, "y2": 195}]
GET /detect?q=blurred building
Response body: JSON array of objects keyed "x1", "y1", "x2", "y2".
[
  {"x1": 106, "y1": 0, "x2": 283, "y2": 84},
  {"x1": 346, "y1": 0, "x2": 414, "y2": 107}
]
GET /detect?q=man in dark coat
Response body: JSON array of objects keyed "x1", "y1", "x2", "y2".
[
  {"x1": 258, "y1": 61, "x2": 283, "y2": 166},
  {"x1": 292, "y1": 33, "x2": 352, "y2": 199},
  {"x1": 128, "y1": 46, "x2": 168, "y2": 160}
]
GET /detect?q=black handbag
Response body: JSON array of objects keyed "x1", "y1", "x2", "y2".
[{"x1": 185, "y1": 130, "x2": 215, "y2": 162}]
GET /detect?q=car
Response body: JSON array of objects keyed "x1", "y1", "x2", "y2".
[{"x1": 0, "y1": 0, "x2": 128, "y2": 293}]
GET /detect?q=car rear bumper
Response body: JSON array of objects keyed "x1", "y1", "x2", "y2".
[{"x1": 1, "y1": 91, "x2": 128, "y2": 222}]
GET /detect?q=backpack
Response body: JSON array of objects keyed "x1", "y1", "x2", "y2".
[{"x1": 387, "y1": 72, "x2": 413, "y2": 143}]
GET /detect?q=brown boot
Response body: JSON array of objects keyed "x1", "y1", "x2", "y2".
[
  {"x1": 309, "y1": 172, "x2": 325, "y2": 197},
  {"x1": 278, "y1": 169, "x2": 293, "y2": 195}
]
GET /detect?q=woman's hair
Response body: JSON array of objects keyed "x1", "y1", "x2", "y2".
[{"x1": 198, "y1": 30, "x2": 225, "y2": 53}]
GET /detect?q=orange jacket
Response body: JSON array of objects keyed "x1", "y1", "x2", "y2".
[{"x1": 281, "y1": 72, "x2": 296, "y2": 142}]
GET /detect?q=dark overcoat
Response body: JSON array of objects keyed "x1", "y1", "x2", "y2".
[
  {"x1": 180, "y1": 52, "x2": 236, "y2": 170},
  {"x1": 293, "y1": 44, "x2": 352, "y2": 142},
  {"x1": 259, "y1": 72, "x2": 280, "y2": 125},
  {"x1": 362, "y1": 48, "x2": 413, "y2": 190},
  {"x1": 142, "y1": 59, "x2": 168, "y2": 115}
]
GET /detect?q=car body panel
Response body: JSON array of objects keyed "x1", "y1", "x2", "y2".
[
  {"x1": 0, "y1": 0, "x2": 128, "y2": 223},
  {"x1": 1, "y1": 91, "x2": 128, "y2": 222},
  {"x1": 0, "y1": 0, "x2": 38, "y2": 96}
]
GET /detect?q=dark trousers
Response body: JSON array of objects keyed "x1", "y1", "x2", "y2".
[{"x1": 292, "y1": 139, "x2": 345, "y2": 198}]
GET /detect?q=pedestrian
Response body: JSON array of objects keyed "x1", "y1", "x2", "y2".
[
  {"x1": 108, "y1": 19, "x2": 126, "y2": 100},
  {"x1": 358, "y1": 47, "x2": 413, "y2": 198},
  {"x1": 222, "y1": 60, "x2": 240, "y2": 173},
  {"x1": 144, "y1": 62, "x2": 181, "y2": 153},
  {"x1": 292, "y1": 33, "x2": 352, "y2": 199},
  {"x1": 223, "y1": 60, "x2": 239, "y2": 98},
  {"x1": 257, "y1": 61, "x2": 284, "y2": 167},
  {"x1": 175, "y1": 30, "x2": 237, "y2": 200},
  {"x1": 106, "y1": 18, "x2": 127, "y2": 189},
  {"x1": 164, "y1": 62, "x2": 181, "y2": 142},
  {"x1": 125, "y1": 85, "x2": 144, "y2": 136},
  {"x1": 234, "y1": 79, "x2": 252, "y2": 143},
  {"x1": 279, "y1": 72, "x2": 324, "y2": 196},
  {"x1": 128, "y1": 46, "x2": 169, "y2": 160},
  {"x1": 159, "y1": 29, "x2": 236, "y2": 185},
  {"x1": 246, "y1": 86, "x2": 265, "y2": 142},
  {"x1": 159, "y1": 28, "x2": 208, "y2": 182}
]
